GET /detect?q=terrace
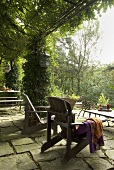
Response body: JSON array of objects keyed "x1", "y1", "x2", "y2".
[{"x1": 0, "y1": 106, "x2": 114, "y2": 170}]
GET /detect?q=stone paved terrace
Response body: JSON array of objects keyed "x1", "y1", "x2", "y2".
[{"x1": 0, "y1": 107, "x2": 114, "y2": 170}]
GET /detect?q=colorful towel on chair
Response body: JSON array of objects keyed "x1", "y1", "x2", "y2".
[
  {"x1": 74, "y1": 117, "x2": 104, "y2": 153},
  {"x1": 84, "y1": 117, "x2": 104, "y2": 153}
]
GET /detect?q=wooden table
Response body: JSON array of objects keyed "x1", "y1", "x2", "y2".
[
  {"x1": 84, "y1": 109, "x2": 114, "y2": 119},
  {"x1": 83, "y1": 109, "x2": 114, "y2": 126}
]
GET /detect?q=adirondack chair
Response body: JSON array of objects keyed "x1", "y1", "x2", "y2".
[
  {"x1": 21, "y1": 93, "x2": 50, "y2": 135},
  {"x1": 41, "y1": 97, "x2": 89, "y2": 163}
]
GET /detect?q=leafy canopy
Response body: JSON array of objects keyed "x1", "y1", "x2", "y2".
[{"x1": 0, "y1": 0, "x2": 114, "y2": 62}]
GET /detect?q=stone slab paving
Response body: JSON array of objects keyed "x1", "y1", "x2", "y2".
[
  {"x1": 1, "y1": 130, "x2": 22, "y2": 141},
  {"x1": 39, "y1": 158, "x2": 92, "y2": 170},
  {"x1": 1, "y1": 126, "x2": 20, "y2": 134},
  {"x1": 0, "y1": 142, "x2": 14, "y2": 156},
  {"x1": 0, "y1": 120, "x2": 14, "y2": 127},
  {"x1": 76, "y1": 146, "x2": 106, "y2": 158},
  {"x1": 0, "y1": 107, "x2": 114, "y2": 170},
  {"x1": 0, "y1": 153, "x2": 39, "y2": 170},
  {"x1": 11, "y1": 137, "x2": 35, "y2": 145},
  {"x1": 85, "y1": 158, "x2": 114, "y2": 170},
  {"x1": 14, "y1": 142, "x2": 42, "y2": 154}
]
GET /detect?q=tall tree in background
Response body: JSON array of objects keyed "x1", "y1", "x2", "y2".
[{"x1": 55, "y1": 19, "x2": 101, "y2": 96}]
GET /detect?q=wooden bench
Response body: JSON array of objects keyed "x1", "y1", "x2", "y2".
[{"x1": 0, "y1": 91, "x2": 23, "y2": 109}]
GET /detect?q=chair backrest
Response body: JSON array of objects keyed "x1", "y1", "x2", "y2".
[
  {"x1": 48, "y1": 97, "x2": 73, "y2": 123},
  {"x1": 62, "y1": 97, "x2": 76, "y2": 109},
  {"x1": 22, "y1": 93, "x2": 41, "y2": 121}
]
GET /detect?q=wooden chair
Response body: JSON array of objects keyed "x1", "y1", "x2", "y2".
[
  {"x1": 41, "y1": 97, "x2": 88, "y2": 163},
  {"x1": 21, "y1": 93, "x2": 50, "y2": 135}
]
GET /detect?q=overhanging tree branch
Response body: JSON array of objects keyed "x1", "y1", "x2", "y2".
[{"x1": 43, "y1": 0, "x2": 99, "y2": 37}]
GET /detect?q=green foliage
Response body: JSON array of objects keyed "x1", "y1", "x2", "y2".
[
  {"x1": 69, "y1": 94, "x2": 80, "y2": 100},
  {"x1": 97, "y1": 93, "x2": 109, "y2": 106},
  {"x1": 1, "y1": 0, "x2": 113, "y2": 60},
  {"x1": 0, "y1": 63, "x2": 5, "y2": 89},
  {"x1": 22, "y1": 36, "x2": 51, "y2": 106},
  {"x1": 5, "y1": 64, "x2": 20, "y2": 90},
  {"x1": 49, "y1": 85, "x2": 64, "y2": 97}
]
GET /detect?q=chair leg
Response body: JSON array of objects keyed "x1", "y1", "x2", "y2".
[
  {"x1": 63, "y1": 138, "x2": 88, "y2": 163},
  {"x1": 41, "y1": 134, "x2": 63, "y2": 152}
]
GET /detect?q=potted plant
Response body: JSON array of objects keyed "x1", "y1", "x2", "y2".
[{"x1": 97, "y1": 93, "x2": 109, "y2": 110}]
